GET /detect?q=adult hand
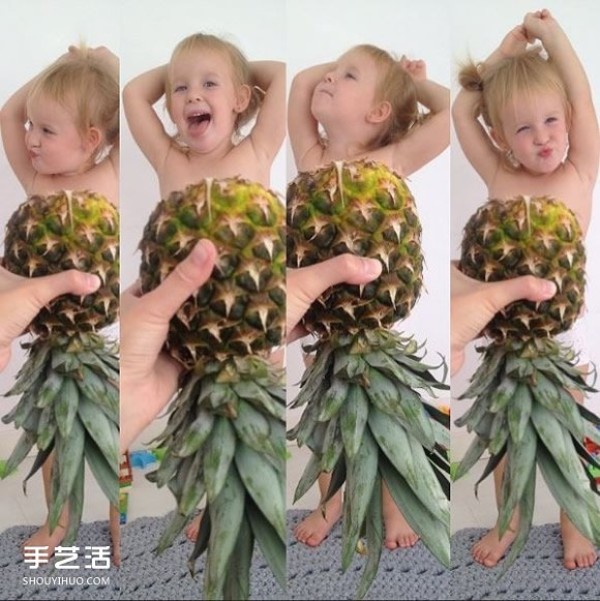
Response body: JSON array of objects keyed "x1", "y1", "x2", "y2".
[
  {"x1": 287, "y1": 254, "x2": 382, "y2": 343},
  {"x1": 120, "y1": 240, "x2": 217, "y2": 452},
  {"x1": 451, "y1": 264, "x2": 557, "y2": 375},
  {"x1": 0, "y1": 267, "x2": 100, "y2": 372}
]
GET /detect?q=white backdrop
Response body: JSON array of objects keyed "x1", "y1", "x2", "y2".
[
  {"x1": 0, "y1": 0, "x2": 121, "y2": 457},
  {"x1": 450, "y1": 0, "x2": 600, "y2": 448},
  {"x1": 285, "y1": 0, "x2": 452, "y2": 428}
]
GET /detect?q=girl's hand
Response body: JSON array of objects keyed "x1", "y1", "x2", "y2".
[
  {"x1": 523, "y1": 9, "x2": 555, "y2": 42},
  {"x1": 400, "y1": 56, "x2": 427, "y2": 81},
  {"x1": 498, "y1": 25, "x2": 530, "y2": 57}
]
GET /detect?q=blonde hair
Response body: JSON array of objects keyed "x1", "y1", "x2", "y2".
[
  {"x1": 27, "y1": 47, "x2": 119, "y2": 161},
  {"x1": 165, "y1": 33, "x2": 262, "y2": 137},
  {"x1": 352, "y1": 44, "x2": 423, "y2": 150},
  {"x1": 459, "y1": 48, "x2": 570, "y2": 143}
]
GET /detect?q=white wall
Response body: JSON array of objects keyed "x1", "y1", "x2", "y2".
[
  {"x1": 285, "y1": 0, "x2": 452, "y2": 429},
  {"x1": 0, "y1": 0, "x2": 121, "y2": 457},
  {"x1": 450, "y1": 0, "x2": 600, "y2": 442}
]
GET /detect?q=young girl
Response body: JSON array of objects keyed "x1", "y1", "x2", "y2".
[
  {"x1": 123, "y1": 32, "x2": 285, "y2": 542},
  {"x1": 453, "y1": 9, "x2": 599, "y2": 569},
  {"x1": 122, "y1": 32, "x2": 285, "y2": 196},
  {"x1": 288, "y1": 43, "x2": 450, "y2": 550},
  {"x1": 0, "y1": 44, "x2": 120, "y2": 562}
]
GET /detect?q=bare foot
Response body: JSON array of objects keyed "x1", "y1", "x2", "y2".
[
  {"x1": 472, "y1": 518, "x2": 518, "y2": 567},
  {"x1": 22, "y1": 521, "x2": 67, "y2": 562},
  {"x1": 382, "y1": 487, "x2": 419, "y2": 549},
  {"x1": 561, "y1": 511, "x2": 598, "y2": 569},
  {"x1": 185, "y1": 512, "x2": 203, "y2": 543},
  {"x1": 294, "y1": 496, "x2": 343, "y2": 547}
]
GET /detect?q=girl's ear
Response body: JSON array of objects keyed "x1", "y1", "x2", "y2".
[
  {"x1": 235, "y1": 84, "x2": 251, "y2": 114},
  {"x1": 85, "y1": 126, "x2": 102, "y2": 154},
  {"x1": 367, "y1": 100, "x2": 392, "y2": 124},
  {"x1": 490, "y1": 127, "x2": 508, "y2": 150}
]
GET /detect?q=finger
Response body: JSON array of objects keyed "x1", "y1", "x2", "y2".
[
  {"x1": 296, "y1": 254, "x2": 382, "y2": 302},
  {"x1": 27, "y1": 270, "x2": 101, "y2": 307},
  {"x1": 143, "y1": 239, "x2": 217, "y2": 319},
  {"x1": 487, "y1": 275, "x2": 556, "y2": 311}
]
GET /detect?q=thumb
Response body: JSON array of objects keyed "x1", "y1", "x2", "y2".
[
  {"x1": 28, "y1": 270, "x2": 101, "y2": 306},
  {"x1": 487, "y1": 275, "x2": 556, "y2": 312},
  {"x1": 143, "y1": 239, "x2": 218, "y2": 320},
  {"x1": 298, "y1": 254, "x2": 382, "y2": 302}
]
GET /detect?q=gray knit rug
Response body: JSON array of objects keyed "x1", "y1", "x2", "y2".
[
  {"x1": 0, "y1": 521, "x2": 119, "y2": 600},
  {"x1": 450, "y1": 524, "x2": 600, "y2": 600}
]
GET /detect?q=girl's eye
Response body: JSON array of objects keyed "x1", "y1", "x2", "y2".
[
  {"x1": 204, "y1": 81, "x2": 217, "y2": 88},
  {"x1": 174, "y1": 84, "x2": 187, "y2": 93},
  {"x1": 345, "y1": 72, "x2": 357, "y2": 80},
  {"x1": 546, "y1": 117, "x2": 558, "y2": 124},
  {"x1": 42, "y1": 127, "x2": 54, "y2": 135},
  {"x1": 516, "y1": 125, "x2": 529, "y2": 134}
]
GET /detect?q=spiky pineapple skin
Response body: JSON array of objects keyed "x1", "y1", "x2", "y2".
[
  {"x1": 459, "y1": 196, "x2": 585, "y2": 342},
  {"x1": 287, "y1": 159, "x2": 423, "y2": 337},
  {"x1": 139, "y1": 178, "x2": 286, "y2": 369},
  {"x1": 3, "y1": 190, "x2": 119, "y2": 338}
]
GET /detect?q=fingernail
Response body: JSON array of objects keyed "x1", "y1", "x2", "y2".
[
  {"x1": 362, "y1": 258, "x2": 382, "y2": 277},
  {"x1": 86, "y1": 274, "x2": 101, "y2": 292},
  {"x1": 541, "y1": 280, "x2": 557, "y2": 297},
  {"x1": 190, "y1": 240, "x2": 208, "y2": 262}
]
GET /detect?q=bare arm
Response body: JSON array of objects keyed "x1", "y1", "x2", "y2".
[
  {"x1": 524, "y1": 10, "x2": 599, "y2": 183},
  {"x1": 451, "y1": 26, "x2": 529, "y2": 185},
  {"x1": 287, "y1": 63, "x2": 333, "y2": 170},
  {"x1": 122, "y1": 65, "x2": 172, "y2": 171},
  {"x1": 392, "y1": 60, "x2": 450, "y2": 176},
  {"x1": 0, "y1": 77, "x2": 37, "y2": 192},
  {"x1": 246, "y1": 61, "x2": 285, "y2": 165}
]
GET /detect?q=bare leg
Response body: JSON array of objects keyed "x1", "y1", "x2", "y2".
[
  {"x1": 185, "y1": 511, "x2": 204, "y2": 543},
  {"x1": 382, "y1": 482, "x2": 419, "y2": 549},
  {"x1": 293, "y1": 472, "x2": 343, "y2": 547},
  {"x1": 471, "y1": 456, "x2": 519, "y2": 567},
  {"x1": 22, "y1": 453, "x2": 68, "y2": 560},
  {"x1": 561, "y1": 377, "x2": 598, "y2": 569},
  {"x1": 109, "y1": 504, "x2": 121, "y2": 567}
]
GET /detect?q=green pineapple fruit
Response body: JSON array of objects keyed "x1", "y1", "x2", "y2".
[
  {"x1": 287, "y1": 159, "x2": 450, "y2": 598},
  {"x1": 456, "y1": 196, "x2": 600, "y2": 570},
  {"x1": 138, "y1": 177, "x2": 286, "y2": 600},
  {"x1": 2, "y1": 190, "x2": 119, "y2": 543}
]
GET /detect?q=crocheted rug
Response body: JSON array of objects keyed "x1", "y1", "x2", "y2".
[
  {"x1": 0, "y1": 521, "x2": 119, "y2": 600},
  {"x1": 450, "y1": 524, "x2": 600, "y2": 600},
  {"x1": 2, "y1": 514, "x2": 598, "y2": 600}
]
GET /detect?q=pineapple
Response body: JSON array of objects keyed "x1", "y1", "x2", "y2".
[
  {"x1": 138, "y1": 178, "x2": 286, "y2": 600},
  {"x1": 1, "y1": 190, "x2": 119, "y2": 543},
  {"x1": 287, "y1": 159, "x2": 450, "y2": 598},
  {"x1": 456, "y1": 196, "x2": 600, "y2": 569}
]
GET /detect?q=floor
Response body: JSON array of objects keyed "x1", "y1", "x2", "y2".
[{"x1": 0, "y1": 442, "x2": 562, "y2": 540}]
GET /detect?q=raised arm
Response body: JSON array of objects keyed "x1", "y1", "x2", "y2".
[
  {"x1": 523, "y1": 9, "x2": 599, "y2": 183},
  {"x1": 122, "y1": 65, "x2": 172, "y2": 171},
  {"x1": 246, "y1": 61, "x2": 285, "y2": 164},
  {"x1": 287, "y1": 62, "x2": 333, "y2": 170},
  {"x1": 0, "y1": 76, "x2": 37, "y2": 192},
  {"x1": 392, "y1": 59, "x2": 450, "y2": 176},
  {"x1": 452, "y1": 26, "x2": 529, "y2": 185}
]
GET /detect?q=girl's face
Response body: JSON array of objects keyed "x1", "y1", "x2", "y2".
[
  {"x1": 168, "y1": 48, "x2": 248, "y2": 153},
  {"x1": 498, "y1": 90, "x2": 569, "y2": 175},
  {"x1": 311, "y1": 49, "x2": 381, "y2": 128},
  {"x1": 25, "y1": 95, "x2": 94, "y2": 176}
]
